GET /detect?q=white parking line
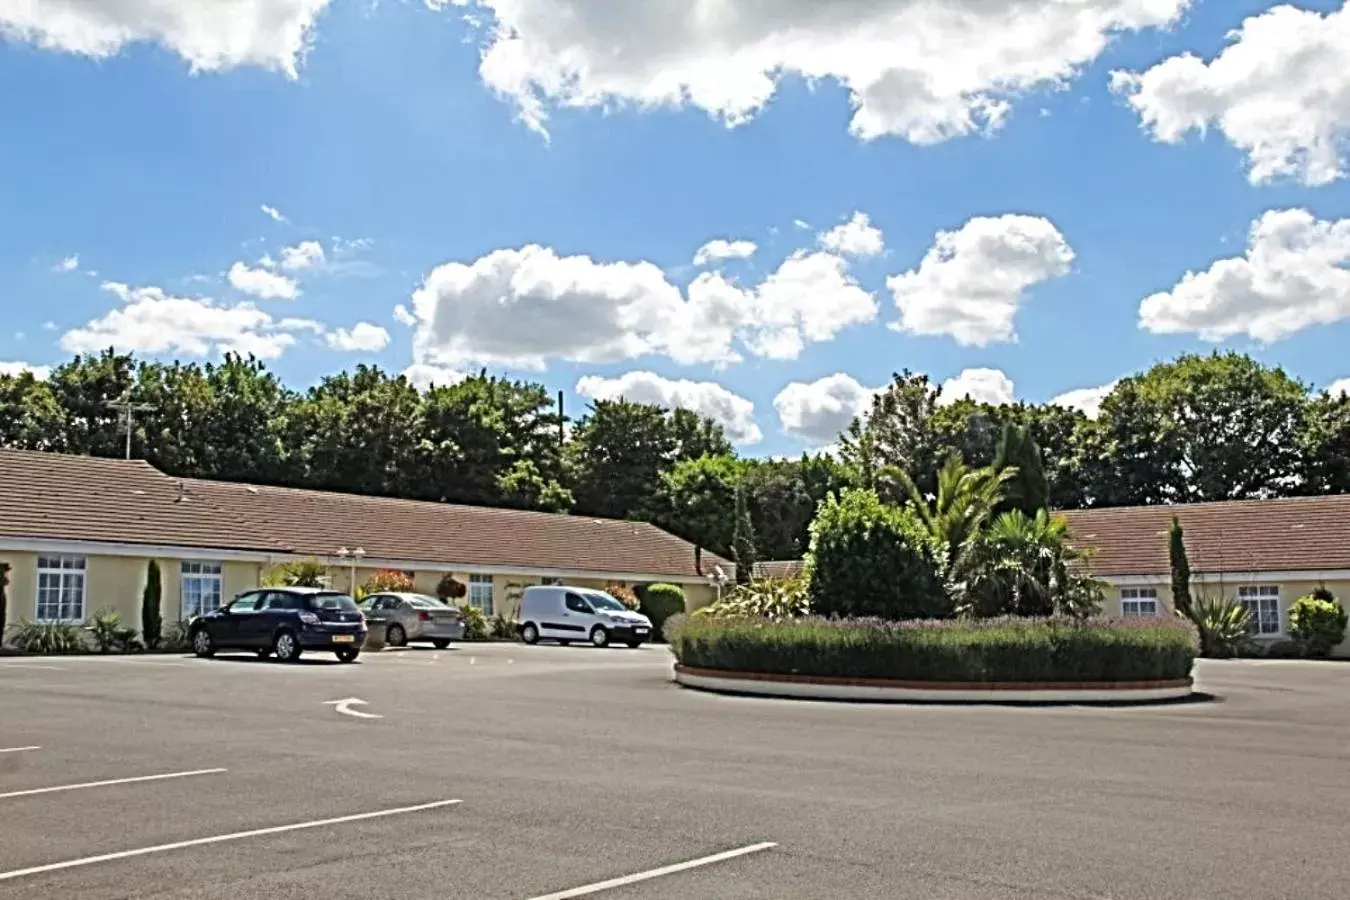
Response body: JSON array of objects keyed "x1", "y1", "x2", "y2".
[
  {"x1": 0, "y1": 663, "x2": 65, "y2": 670},
  {"x1": 0, "y1": 798, "x2": 462, "y2": 882},
  {"x1": 528, "y1": 841, "x2": 777, "y2": 899},
  {"x1": 0, "y1": 747, "x2": 41, "y2": 754},
  {"x1": 0, "y1": 768, "x2": 226, "y2": 800}
]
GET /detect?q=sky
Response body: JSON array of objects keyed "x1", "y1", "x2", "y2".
[{"x1": 2, "y1": 0, "x2": 1349, "y2": 456}]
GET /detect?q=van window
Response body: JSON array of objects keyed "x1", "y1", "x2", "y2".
[
  {"x1": 565, "y1": 593, "x2": 592, "y2": 613},
  {"x1": 583, "y1": 591, "x2": 627, "y2": 612}
]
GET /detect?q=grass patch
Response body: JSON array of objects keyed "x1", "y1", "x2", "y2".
[{"x1": 666, "y1": 614, "x2": 1198, "y2": 683}]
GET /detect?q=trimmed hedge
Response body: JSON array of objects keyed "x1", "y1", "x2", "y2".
[
  {"x1": 666, "y1": 614, "x2": 1198, "y2": 683},
  {"x1": 639, "y1": 583, "x2": 685, "y2": 642}
]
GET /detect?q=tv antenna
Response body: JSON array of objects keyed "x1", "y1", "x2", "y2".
[{"x1": 105, "y1": 392, "x2": 156, "y2": 460}]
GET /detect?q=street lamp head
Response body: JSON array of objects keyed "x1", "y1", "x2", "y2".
[
  {"x1": 336, "y1": 547, "x2": 350, "y2": 558},
  {"x1": 353, "y1": 547, "x2": 366, "y2": 559}
]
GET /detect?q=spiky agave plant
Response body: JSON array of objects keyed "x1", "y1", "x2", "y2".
[{"x1": 1191, "y1": 594, "x2": 1253, "y2": 659}]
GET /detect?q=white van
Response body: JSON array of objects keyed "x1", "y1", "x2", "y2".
[{"x1": 517, "y1": 585, "x2": 653, "y2": 648}]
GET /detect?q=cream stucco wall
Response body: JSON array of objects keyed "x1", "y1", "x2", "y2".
[{"x1": 0, "y1": 550, "x2": 37, "y2": 633}]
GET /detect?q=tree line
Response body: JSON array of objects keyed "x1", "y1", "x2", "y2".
[{"x1": 2, "y1": 349, "x2": 1348, "y2": 565}]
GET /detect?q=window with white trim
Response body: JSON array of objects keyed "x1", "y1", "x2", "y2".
[
  {"x1": 469, "y1": 574, "x2": 494, "y2": 615},
  {"x1": 1120, "y1": 587, "x2": 1159, "y2": 617},
  {"x1": 181, "y1": 561, "x2": 224, "y2": 620},
  {"x1": 1237, "y1": 585, "x2": 1281, "y2": 635},
  {"x1": 36, "y1": 555, "x2": 86, "y2": 623}
]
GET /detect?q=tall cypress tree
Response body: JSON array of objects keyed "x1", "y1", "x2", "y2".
[
  {"x1": 1168, "y1": 517, "x2": 1193, "y2": 619},
  {"x1": 732, "y1": 481, "x2": 758, "y2": 585},
  {"x1": 0, "y1": 561, "x2": 10, "y2": 643},
  {"x1": 993, "y1": 422, "x2": 1049, "y2": 516},
  {"x1": 141, "y1": 560, "x2": 163, "y2": 649}
]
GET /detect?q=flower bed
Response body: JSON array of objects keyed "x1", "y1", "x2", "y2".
[{"x1": 665, "y1": 614, "x2": 1198, "y2": 685}]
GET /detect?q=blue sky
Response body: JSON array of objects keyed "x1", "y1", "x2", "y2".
[{"x1": 2, "y1": 0, "x2": 1348, "y2": 454}]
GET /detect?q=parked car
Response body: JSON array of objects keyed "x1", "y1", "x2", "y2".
[
  {"x1": 358, "y1": 592, "x2": 465, "y2": 648},
  {"x1": 189, "y1": 587, "x2": 368, "y2": 663},
  {"x1": 517, "y1": 585, "x2": 652, "y2": 648}
]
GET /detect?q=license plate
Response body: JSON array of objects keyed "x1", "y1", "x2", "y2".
[
  {"x1": 332, "y1": 634, "x2": 355, "y2": 644},
  {"x1": 635, "y1": 628, "x2": 649, "y2": 634}
]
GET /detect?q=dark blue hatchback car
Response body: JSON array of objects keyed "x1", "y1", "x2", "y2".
[{"x1": 189, "y1": 587, "x2": 368, "y2": 663}]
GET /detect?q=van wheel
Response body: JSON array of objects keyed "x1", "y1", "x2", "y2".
[
  {"x1": 521, "y1": 623, "x2": 540, "y2": 645},
  {"x1": 590, "y1": 626, "x2": 610, "y2": 648}
]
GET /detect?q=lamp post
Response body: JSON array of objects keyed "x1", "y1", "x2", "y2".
[{"x1": 336, "y1": 547, "x2": 366, "y2": 593}]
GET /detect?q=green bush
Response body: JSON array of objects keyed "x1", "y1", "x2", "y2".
[
  {"x1": 459, "y1": 605, "x2": 489, "y2": 641},
  {"x1": 667, "y1": 614, "x2": 1198, "y2": 683},
  {"x1": 8, "y1": 620, "x2": 87, "y2": 654},
  {"x1": 1288, "y1": 593, "x2": 1348, "y2": 658},
  {"x1": 87, "y1": 609, "x2": 142, "y2": 654},
  {"x1": 694, "y1": 577, "x2": 809, "y2": 622},
  {"x1": 639, "y1": 583, "x2": 685, "y2": 642},
  {"x1": 806, "y1": 489, "x2": 948, "y2": 621},
  {"x1": 490, "y1": 614, "x2": 518, "y2": 641}
]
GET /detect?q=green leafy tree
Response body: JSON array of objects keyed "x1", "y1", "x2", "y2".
[
  {"x1": 46, "y1": 350, "x2": 137, "y2": 457},
  {"x1": 743, "y1": 455, "x2": 855, "y2": 562},
  {"x1": 732, "y1": 480, "x2": 758, "y2": 585},
  {"x1": 1288, "y1": 593, "x2": 1348, "y2": 658},
  {"x1": 839, "y1": 370, "x2": 944, "y2": 500},
  {"x1": 964, "y1": 510, "x2": 1103, "y2": 619},
  {"x1": 894, "y1": 451, "x2": 1014, "y2": 590},
  {"x1": 0, "y1": 371, "x2": 63, "y2": 450},
  {"x1": 141, "y1": 560, "x2": 163, "y2": 649},
  {"x1": 1297, "y1": 390, "x2": 1350, "y2": 495},
  {"x1": 993, "y1": 422, "x2": 1049, "y2": 516},
  {"x1": 806, "y1": 488, "x2": 949, "y2": 620},
  {"x1": 0, "y1": 561, "x2": 9, "y2": 639},
  {"x1": 655, "y1": 455, "x2": 744, "y2": 557},
  {"x1": 1092, "y1": 353, "x2": 1307, "y2": 505},
  {"x1": 291, "y1": 366, "x2": 423, "y2": 496},
  {"x1": 1169, "y1": 517, "x2": 1193, "y2": 620}
]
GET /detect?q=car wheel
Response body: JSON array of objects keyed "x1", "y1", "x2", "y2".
[
  {"x1": 273, "y1": 629, "x2": 302, "y2": 663},
  {"x1": 590, "y1": 626, "x2": 610, "y2": 648},
  {"x1": 521, "y1": 623, "x2": 540, "y2": 645},
  {"x1": 191, "y1": 627, "x2": 215, "y2": 658},
  {"x1": 335, "y1": 648, "x2": 360, "y2": 663},
  {"x1": 386, "y1": 623, "x2": 407, "y2": 647},
  {"x1": 431, "y1": 639, "x2": 450, "y2": 649}
]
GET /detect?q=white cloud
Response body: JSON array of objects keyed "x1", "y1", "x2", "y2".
[
  {"x1": 1327, "y1": 378, "x2": 1350, "y2": 399},
  {"x1": 692, "y1": 239, "x2": 757, "y2": 267},
  {"x1": 446, "y1": 0, "x2": 1187, "y2": 144},
  {"x1": 52, "y1": 255, "x2": 79, "y2": 273},
  {"x1": 60, "y1": 283, "x2": 304, "y2": 360},
  {"x1": 938, "y1": 368, "x2": 1015, "y2": 407},
  {"x1": 1111, "y1": 4, "x2": 1350, "y2": 186},
  {"x1": 406, "y1": 242, "x2": 873, "y2": 372},
  {"x1": 403, "y1": 363, "x2": 467, "y2": 391},
  {"x1": 743, "y1": 251, "x2": 877, "y2": 359},
  {"x1": 1138, "y1": 209, "x2": 1350, "y2": 342},
  {"x1": 0, "y1": 361, "x2": 51, "y2": 380},
  {"x1": 576, "y1": 371, "x2": 762, "y2": 445},
  {"x1": 227, "y1": 261, "x2": 299, "y2": 301},
  {"x1": 279, "y1": 240, "x2": 325, "y2": 271},
  {"x1": 0, "y1": 0, "x2": 334, "y2": 77},
  {"x1": 1051, "y1": 380, "x2": 1119, "y2": 418},
  {"x1": 818, "y1": 212, "x2": 884, "y2": 258},
  {"x1": 393, "y1": 304, "x2": 417, "y2": 327},
  {"x1": 261, "y1": 204, "x2": 287, "y2": 223},
  {"x1": 326, "y1": 322, "x2": 391, "y2": 353},
  {"x1": 773, "y1": 373, "x2": 877, "y2": 445},
  {"x1": 888, "y1": 214, "x2": 1074, "y2": 347}
]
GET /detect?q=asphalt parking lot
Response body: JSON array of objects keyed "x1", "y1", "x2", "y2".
[{"x1": 2, "y1": 646, "x2": 1349, "y2": 899}]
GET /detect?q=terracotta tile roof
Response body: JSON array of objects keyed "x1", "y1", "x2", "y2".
[
  {"x1": 181, "y1": 478, "x2": 723, "y2": 580},
  {"x1": 0, "y1": 449, "x2": 289, "y2": 553},
  {"x1": 1060, "y1": 495, "x2": 1350, "y2": 577}
]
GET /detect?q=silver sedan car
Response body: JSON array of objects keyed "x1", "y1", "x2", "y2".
[{"x1": 360, "y1": 592, "x2": 466, "y2": 648}]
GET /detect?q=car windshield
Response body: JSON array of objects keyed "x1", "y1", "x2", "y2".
[
  {"x1": 310, "y1": 592, "x2": 359, "y2": 611},
  {"x1": 584, "y1": 591, "x2": 627, "y2": 612},
  {"x1": 406, "y1": 595, "x2": 446, "y2": 609}
]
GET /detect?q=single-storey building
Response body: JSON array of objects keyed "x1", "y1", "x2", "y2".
[{"x1": 0, "y1": 449, "x2": 722, "y2": 638}]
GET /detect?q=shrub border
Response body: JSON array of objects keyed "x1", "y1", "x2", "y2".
[{"x1": 674, "y1": 664, "x2": 1194, "y2": 704}]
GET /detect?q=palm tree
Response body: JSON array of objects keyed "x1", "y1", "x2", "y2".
[
  {"x1": 965, "y1": 510, "x2": 1102, "y2": 619},
  {"x1": 887, "y1": 450, "x2": 1015, "y2": 588}
]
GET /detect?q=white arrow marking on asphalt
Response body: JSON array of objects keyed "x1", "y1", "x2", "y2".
[{"x1": 323, "y1": 698, "x2": 382, "y2": 719}]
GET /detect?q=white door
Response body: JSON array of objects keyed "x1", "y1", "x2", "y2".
[{"x1": 541, "y1": 591, "x2": 597, "y2": 643}]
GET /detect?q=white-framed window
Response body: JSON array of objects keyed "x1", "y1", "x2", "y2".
[
  {"x1": 1120, "y1": 587, "x2": 1159, "y2": 617},
  {"x1": 468, "y1": 574, "x2": 494, "y2": 616},
  {"x1": 36, "y1": 555, "x2": 86, "y2": 623},
  {"x1": 181, "y1": 561, "x2": 224, "y2": 620},
  {"x1": 1237, "y1": 585, "x2": 1281, "y2": 636}
]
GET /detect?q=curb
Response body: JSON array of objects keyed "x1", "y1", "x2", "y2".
[{"x1": 673, "y1": 664, "x2": 1194, "y2": 704}]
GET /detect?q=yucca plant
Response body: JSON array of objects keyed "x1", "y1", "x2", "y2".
[
  {"x1": 1191, "y1": 594, "x2": 1252, "y2": 659},
  {"x1": 9, "y1": 620, "x2": 86, "y2": 654},
  {"x1": 695, "y1": 576, "x2": 810, "y2": 622},
  {"x1": 263, "y1": 559, "x2": 329, "y2": 588}
]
